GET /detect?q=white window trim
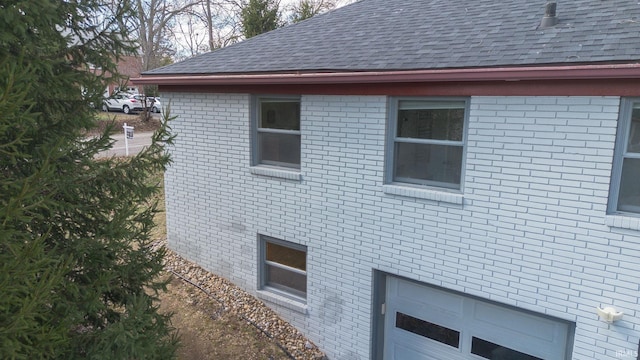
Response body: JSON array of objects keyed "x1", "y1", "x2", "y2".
[
  {"x1": 604, "y1": 215, "x2": 640, "y2": 231},
  {"x1": 249, "y1": 166, "x2": 302, "y2": 181},
  {"x1": 256, "y1": 290, "x2": 308, "y2": 314},
  {"x1": 608, "y1": 98, "x2": 640, "y2": 218},
  {"x1": 382, "y1": 184, "x2": 464, "y2": 205},
  {"x1": 258, "y1": 234, "x2": 307, "y2": 305},
  {"x1": 385, "y1": 97, "x2": 470, "y2": 194},
  {"x1": 251, "y1": 95, "x2": 301, "y2": 170}
]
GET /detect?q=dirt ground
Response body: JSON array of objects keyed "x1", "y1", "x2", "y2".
[
  {"x1": 148, "y1": 175, "x2": 298, "y2": 360},
  {"x1": 157, "y1": 277, "x2": 291, "y2": 360}
]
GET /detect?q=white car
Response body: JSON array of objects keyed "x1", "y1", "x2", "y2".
[
  {"x1": 132, "y1": 94, "x2": 162, "y2": 113},
  {"x1": 147, "y1": 96, "x2": 162, "y2": 113},
  {"x1": 102, "y1": 93, "x2": 145, "y2": 114}
]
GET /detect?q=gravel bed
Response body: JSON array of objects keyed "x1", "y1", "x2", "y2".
[{"x1": 160, "y1": 244, "x2": 327, "y2": 360}]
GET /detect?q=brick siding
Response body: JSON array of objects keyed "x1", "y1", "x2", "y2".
[{"x1": 164, "y1": 93, "x2": 640, "y2": 360}]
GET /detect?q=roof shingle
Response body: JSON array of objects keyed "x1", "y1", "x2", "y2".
[{"x1": 145, "y1": 0, "x2": 640, "y2": 75}]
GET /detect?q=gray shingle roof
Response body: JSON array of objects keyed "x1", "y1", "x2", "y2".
[{"x1": 145, "y1": 0, "x2": 640, "y2": 75}]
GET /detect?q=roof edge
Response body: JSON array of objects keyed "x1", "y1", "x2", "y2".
[{"x1": 132, "y1": 63, "x2": 640, "y2": 86}]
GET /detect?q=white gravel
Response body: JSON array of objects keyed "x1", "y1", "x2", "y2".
[{"x1": 160, "y1": 245, "x2": 327, "y2": 360}]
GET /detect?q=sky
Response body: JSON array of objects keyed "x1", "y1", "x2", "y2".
[
  {"x1": 279, "y1": 0, "x2": 356, "y2": 18},
  {"x1": 280, "y1": 0, "x2": 355, "y2": 8},
  {"x1": 172, "y1": 0, "x2": 357, "y2": 60},
  {"x1": 280, "y1": 0, "x2": 356, "y2": 19}
]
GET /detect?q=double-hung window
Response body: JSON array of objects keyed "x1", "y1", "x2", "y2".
[
  {"x1": 253, "y1": 97, "x2": 301, "y2": 169},
  {"x1": 387, "y1": 98, "x2": 469, "y2": 190},
  {"x1": 259, "y1": 235, "x2": 307, "y2": 301},
  {"x1": 610, "y1": 99, "x2": 640, "y2": 215}
]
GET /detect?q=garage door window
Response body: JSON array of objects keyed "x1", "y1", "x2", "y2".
[
  {"x1": 471, "y1": 337, "x2": 542, "y2": 360},
  {"x1": 396, "y1": 312, "x2": 460, "y2": 348},
  {"x1": 382, "y1": 276, "x2": 573, "y2": 360}
]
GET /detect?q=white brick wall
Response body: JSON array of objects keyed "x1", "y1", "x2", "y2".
[{"x1": 164, "y1": 92, "x2": 640, "y2": 360}]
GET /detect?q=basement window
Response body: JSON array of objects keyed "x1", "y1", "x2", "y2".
[{"x1": 259, "y1": 235, "x2": 307, "y2": 301}]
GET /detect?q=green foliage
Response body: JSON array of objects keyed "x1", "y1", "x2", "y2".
[
  {"x1": 0, "y1": 0, "x2": 178, "y2": 358},
  {"x1": 241, "y1": 0, "x2": 281, "y2": 39},
  {"x1": 290, "y1": 0, "x2": 335, "y2": 23},
  {"x1": 144, "y1": 85, "x2": 160, "y2": 97}
]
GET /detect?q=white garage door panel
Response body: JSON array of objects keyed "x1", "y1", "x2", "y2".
[
  {"x1": 388, "y1": 331, "x2": 468, "y2": 360},
  {"x1": 470, "y1": 302, "x2": 569, "y2": 359},
  {"x1": 396, "y1": 279, "x2": 464, "y2": 316},
  {"x1": 383, "y1": 276, "x2": 571, "y2": 360},
  {"x1": 391, "y1": 342, "x2": 466, "y2": 360},
  {"x1": 472, "y1": 301, "x2": 561, "y2": 341},
  {"x1": 391, "y1": 277, "x2": 465, "y2": 330}
]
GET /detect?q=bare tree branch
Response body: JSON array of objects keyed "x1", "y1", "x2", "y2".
[{"x1": 135, "y1": 0, "x2": 201, "y2": 70}]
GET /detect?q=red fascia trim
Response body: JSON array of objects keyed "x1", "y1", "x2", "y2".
[
  {"x1": 157, "y1": 78, "x2": 640, "y2": 97},
  {"x1": 132, "y1": 63, "x2": 640, "y2": 86}
]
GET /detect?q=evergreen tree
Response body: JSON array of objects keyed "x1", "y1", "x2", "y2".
[
  {"x1": 241, "y1": 0, "x2": 281, "y2": 39},
  {"x1": 0, "y1": 0, "x2": 178, "y2": 358},
  {"x1": 291, "y1": 0, "x2": 335, "y2": 23}
]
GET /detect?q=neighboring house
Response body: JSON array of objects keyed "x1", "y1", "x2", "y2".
[
  {"x1": 111, "y1": 55, "x2": 143, "y2": 95},
  {"x1": 135, "y1": 1, "x2": 640, "y2": 359},
  {"x1": 91, "y1": 56, "x2": 143, "y2": 97}
]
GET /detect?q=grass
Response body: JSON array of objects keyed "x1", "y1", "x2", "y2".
[{"x1": 88, "y1": 112, "x2": 161, "y2": 136}]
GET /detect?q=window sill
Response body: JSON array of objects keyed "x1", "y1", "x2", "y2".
[
  {"x1": 256, "y1": 289, "x2": 308, "y2": 314},
  {"x1": 383, "y1": 184, "x2": 464, "y2": 205},
  {"x1": 605, "y1": 215, "x2": 640, "y2": 231},
  {"x1": 249, "y1": 166, "x2": 302, "y2": 181}
]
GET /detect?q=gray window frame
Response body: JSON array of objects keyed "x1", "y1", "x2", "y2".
[
  {"x1": 385, "y1": 97, "x2": 470, "y2": 191},
  {"x1": 258, "y1": 234, "x2": 307, "y2": 302},
  {"x1": 609, "y1": 98, "x2": 640, "y2": 216},
  {"x1": 251, "y1": 95, "x2": 301, "y2": 169}
]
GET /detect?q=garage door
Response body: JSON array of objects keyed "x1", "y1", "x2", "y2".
[{"x1": 383, "y1": 276, "x2": 572, "y2": 360}]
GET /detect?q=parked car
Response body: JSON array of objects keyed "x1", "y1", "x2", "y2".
[
  {"x1": 131, "y1": 94, "x2": 162, "y2": 113},
  {"x1": 102, "y1": 93, "x2": 145, "y2": 114},
  {"x1": 145, "y1": 96, "x2": 162, "y2": 113}
]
